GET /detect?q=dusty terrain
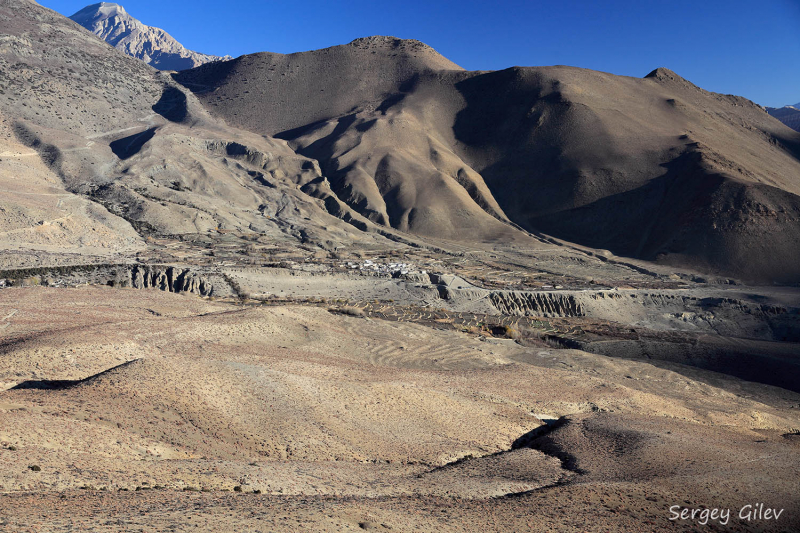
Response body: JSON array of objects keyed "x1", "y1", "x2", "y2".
[
  {"x1": 0, "y1": 0, "x2": 799, "y2": 531},
  {"x1": 0, "y1": 285, "x2": 799, "y2": 531}
]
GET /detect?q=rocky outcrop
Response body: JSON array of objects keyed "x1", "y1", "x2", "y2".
[
  {"x1": 125, "y1": 265, "x2": 213, "y2": 296},
  {"x1": 205, "y1": 140, "x2": 322, "y2": 186},
  {"x1": 489, "y1": 291, "x2": 585, "y2": 318}
]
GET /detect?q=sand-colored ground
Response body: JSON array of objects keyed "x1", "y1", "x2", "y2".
[{"x1": 1, "y1": 287, "x2": 798, "y2": 531}]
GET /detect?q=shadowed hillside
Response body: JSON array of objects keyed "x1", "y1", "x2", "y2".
[{"x1": 177, "y1": 44, "x2": 800, "y2": 283}]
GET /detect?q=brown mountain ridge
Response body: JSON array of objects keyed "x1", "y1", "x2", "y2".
[{"x1": 176, "y1": 43, "x2": 800, "y2": 283}]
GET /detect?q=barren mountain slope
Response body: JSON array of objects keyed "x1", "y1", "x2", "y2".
[
  {"x1": 3, "y1": 5, "x2": 800, "y2": 532},
  {"x1": 450, "y1": 66, "x2": 800, "y2": 283},
  {"x1": 176, "y1": 36, "x2": 463, "y2": 135},
  {"x1": 0, "y1": 0, "x2": 162, "y2": 259},
  {"x1": 69, "y1": 2, "x2": 229, "y2": 71},
  {"x1": 0, "y1": 127, "x2": 145, "y2": 257},
  {"x1": 177, "y1": 42, "x2": 800, "y2": 282},
  {"x1": 0, "y1": 0, "x2": 404, "y2": 264}
]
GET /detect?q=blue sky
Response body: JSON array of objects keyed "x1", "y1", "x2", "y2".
[{"x1": 44, "y1": 0, "x2": 799, "y2": 107}]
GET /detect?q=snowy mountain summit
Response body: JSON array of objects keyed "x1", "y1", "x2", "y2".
[{"x1": 70, "y1": 3, "x2": 230, "y2": 71}]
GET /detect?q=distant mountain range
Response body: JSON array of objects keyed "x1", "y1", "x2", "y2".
[
  {"x1": 767, "y1": 101, "x2": 800, "y2": 132},
  {"x1": 69, "y1": 2, "x2": 230, "y2": 71}
]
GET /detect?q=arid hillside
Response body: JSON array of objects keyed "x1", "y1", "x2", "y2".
[
  {"x1": 177, "y1": 41, "x2": 800, "y2": 283},
  {"x1": 0, "y1": 0, "x2": 419, "y2": 268}
]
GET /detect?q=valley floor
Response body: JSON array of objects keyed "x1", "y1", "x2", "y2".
[{"x1": 0, "y1": 284, "x2": 798, "y2": 532}]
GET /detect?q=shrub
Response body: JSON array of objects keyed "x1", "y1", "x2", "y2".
[
  {"x1": 329, "y1": 306, "x2": 365, "y2": 317},
  {"x1": 491, "y1": 324, "x2": 520, "y2": 339},
  {"x1": 233, "y1": 485, "x2": 243, "y2": 492},
  {"x1": 28, "y1": 465, "x2": 41, "y2": 472}
]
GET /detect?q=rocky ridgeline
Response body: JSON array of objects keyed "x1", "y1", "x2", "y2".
[
  {"x1": 69, "y1": 3, "x2": 231, "y2": 71},
  {"x1": 125, "y1": 265, "x2": 213, "y2": 296}
]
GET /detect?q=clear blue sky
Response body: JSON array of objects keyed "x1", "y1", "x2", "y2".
[{"x1": 43, "y1": 0, "x2": 799, "y2": 107}]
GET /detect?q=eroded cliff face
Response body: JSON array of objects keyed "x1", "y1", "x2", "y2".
[
  {"x1": 485, "y1": 288, "x2": 798, "y2": 341},
  {"x1": 125, "y1": 265, "x2": 214, "y2": 296},
  {"x1": 0, "y1": 263, "x2": 223, "y2": 297},
  {"x1": 489, "y1": 291, "x2": 585, "y2": 318}
]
